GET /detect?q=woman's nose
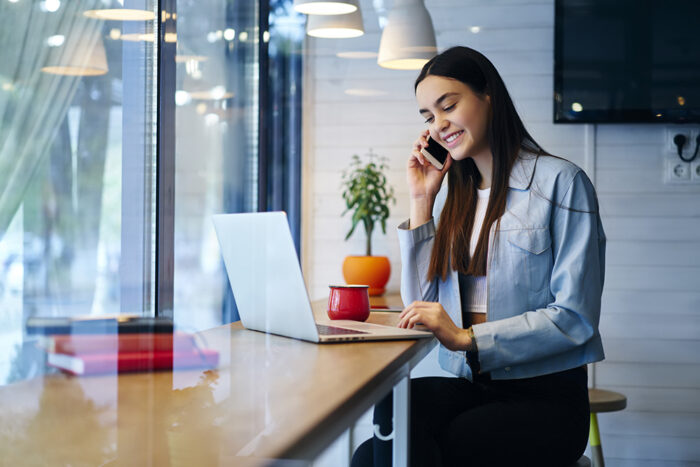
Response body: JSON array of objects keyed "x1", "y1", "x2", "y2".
[{"x1": 435, "y1": 116, "x2": 449, "y2": 134}]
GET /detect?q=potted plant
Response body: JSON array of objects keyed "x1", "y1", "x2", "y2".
[{"x1": 341, "y1": 150, "x2": 396, "y2": 296}]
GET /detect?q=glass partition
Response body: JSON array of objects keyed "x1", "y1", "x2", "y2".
[
  {"x1": 172, "y1": 0, "x2": 304, "y2": 330},
  {"x1": 0, "y1": 0, "x2": 157, "y2": 384},
  {"x1": 172, "y1": 0, "x2": 260, "y2": 330},
  {"x1": 0, "y1": 0, "x2": 305, "y2": 383}
]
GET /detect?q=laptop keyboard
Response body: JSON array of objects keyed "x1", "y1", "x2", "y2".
[{"x1": 316, "y1": 324, "x2": 369, "y2": 336}]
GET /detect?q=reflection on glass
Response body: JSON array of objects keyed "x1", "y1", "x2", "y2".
[
  {"x1": 0, "y1": 375, "x2": 114, "y2": 465},
  {"x1": 173, "y1": 0, "x2": 305, "y2": 331},
  {"x1": 173, "y1": 0, "x2": 262, "y2": 330},
  {"x1": 0, "y1": 0, "x2": 157, "y2": 384},
  {"x1": 265, "y1": 1, "x2": 305, "y2": 251},
  {"x1": 0, "y1": 367, "x2": 225, "y2": 465}
]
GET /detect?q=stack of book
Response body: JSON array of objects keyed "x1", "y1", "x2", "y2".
[{"x1": 28, "y1": 316, "x2": 219, "y2": 376}]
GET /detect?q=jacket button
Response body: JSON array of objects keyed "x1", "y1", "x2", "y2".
[{"x1": 505, "y1": 367, "x2": 511, "y2": 371}]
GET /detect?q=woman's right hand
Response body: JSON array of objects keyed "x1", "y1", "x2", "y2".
[{"x1": 407, "y1": 130, "x2": 453, "y2": 202}]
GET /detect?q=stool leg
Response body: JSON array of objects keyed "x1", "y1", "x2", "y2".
[{"x1": 589, "y1": 412, "x2": 605, "y2": 467}]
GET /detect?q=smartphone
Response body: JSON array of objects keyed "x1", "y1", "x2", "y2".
[{"x1": 420, "y1": 136, "x2": 449, "y2": 170}]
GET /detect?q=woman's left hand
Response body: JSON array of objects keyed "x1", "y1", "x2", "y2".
[{"x1": 397, "y1": 301, "x2": 471, "y2": 351}]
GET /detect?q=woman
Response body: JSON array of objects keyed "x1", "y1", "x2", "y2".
[{"x1": 352, "y1": 46, "x2": 606, "y2": 466}]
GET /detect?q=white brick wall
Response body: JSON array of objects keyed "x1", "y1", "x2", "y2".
[{"x1": 303, "y1": 1, "x2": 700, "y2": 465}]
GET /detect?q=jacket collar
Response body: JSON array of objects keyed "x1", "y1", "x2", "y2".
[{"x1": 507, "y1": 151, "x2": 538, "y2": 190}]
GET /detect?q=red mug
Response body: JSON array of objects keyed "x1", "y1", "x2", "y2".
[{"x1": 327, "y1": 285, "x2": 370, "y2": 322}]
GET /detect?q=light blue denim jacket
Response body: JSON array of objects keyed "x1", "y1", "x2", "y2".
[{"x1": 397, "y1": 152, "x2": 606, "y2": 381}]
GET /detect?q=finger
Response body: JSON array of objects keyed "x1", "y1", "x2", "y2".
[
  {"x1": 398, "y1": 303, "x2": 411, "y2": 320},
  {"x1": 399, "y1": 308, "x2": 417, "y2": 328},
  {"x1": 399, "y1": 302, "x2": 417, "y2": 320},
  {"x1": 398, "y1": 307, "x2": 415, "y2": 327},
  {"x1": 397, "y1": 313, "x2": 407, "y2": 328},
  {"x1": 402, "y1": 302, "x2": 430, "y2": 320},
  {"x1": 407, "y1": 314, "x2": 424, "y2": 329},
  {"x1": 414, "y1": 132, "x2": 429, "y2": 149},
  {"x1": 411, "y1": 150, "x2": 426, "y2": 166},
  {"x1": 404, "y1": 301, "x2": 427, "y2": 314}
]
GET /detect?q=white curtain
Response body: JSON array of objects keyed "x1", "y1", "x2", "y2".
[{"x1": 0, "y1": 0, "x2": 104, "y2": 240}]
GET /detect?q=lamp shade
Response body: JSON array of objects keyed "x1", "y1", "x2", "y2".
[
  {"x1": 294, "y1": 0, "x2": 358, "y2": 15},
  {"x1": 83, "y1": 9, "x2": 156, "y2": 21},
  {"x1": 377, "y1": 0, "x2": 437, "y2": 70},
  {"x1": 307, "y1": 9, "x2": 364, "y2": 38},
  {"x1": 41, "y1": 34, "x2": 108, "y2": 76}
]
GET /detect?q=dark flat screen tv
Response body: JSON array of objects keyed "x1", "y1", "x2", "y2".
[{"x1": 554, "y1": 0, "x2": 700, "y2": 123}]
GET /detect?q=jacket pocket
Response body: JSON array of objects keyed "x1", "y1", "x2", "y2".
[{"x1": 507, "y1": 228, "x2": 552, "y2": 294}]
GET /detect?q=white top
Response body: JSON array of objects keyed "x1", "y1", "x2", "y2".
[
  {"x1": 469, "y1": 186, "x2": 491, "y2": 257},
  {"x1": 461, "y1": 186, "x2": 490, "y2": 314}
]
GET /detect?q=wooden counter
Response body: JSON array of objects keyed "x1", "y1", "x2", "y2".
[{"x1": 0, "y1": 295, "x2": 434, "y2": 466}]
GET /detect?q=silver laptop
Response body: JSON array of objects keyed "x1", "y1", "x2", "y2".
[{"x1": 212, "y1": 211, "x2": 432, "y2": 343}]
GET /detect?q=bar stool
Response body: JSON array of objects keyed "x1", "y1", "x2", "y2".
[{"x1": 588, "y1": 388, "x2": 627, "y2": 467}]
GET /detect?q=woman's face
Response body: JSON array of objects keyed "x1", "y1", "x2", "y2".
[{"x1": 415, "y1": 75, "x2": 491, "y2": 161}]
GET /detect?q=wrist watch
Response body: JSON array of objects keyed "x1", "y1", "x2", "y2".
[
  {"x1": 466, "y1": 326, "x2": 476, "y2": 351},
  {"x1": 465, "y1": 326, "x2": 481, "y2": 374}
]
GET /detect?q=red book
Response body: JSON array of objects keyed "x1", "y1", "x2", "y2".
[
  {"x1": 47, "y1": 332, "x2": 198, "y2": 355},
  {"x1": 48, "y1": 348, "x2": 220, "y2": 376}
]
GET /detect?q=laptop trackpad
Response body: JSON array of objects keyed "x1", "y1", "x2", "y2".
[
  {"x1": 316, "y1": 324, "x2": 369, "y2": 336},
  {"x1": 317, "y1": 319, "x2": 430, "y2": 335}
]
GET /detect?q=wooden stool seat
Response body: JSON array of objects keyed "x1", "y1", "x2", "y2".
[
  {"x1": 588, "y1": 388, "x2": 627, "y2": 466},
  {"x1": 588, "y1": 388, "x2": 627, "y2": 413}
]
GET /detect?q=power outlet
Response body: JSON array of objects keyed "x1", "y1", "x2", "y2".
[
  {"x1": 692, "y1": 160, "x2": 700, "y2": 181},
  {"x1": 665, "y1": 158, "x2": 691, "y2": 184},
  {"x1": 666, "y1": 126, "x2": 693, "y2": 155}
]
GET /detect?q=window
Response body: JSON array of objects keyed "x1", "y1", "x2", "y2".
[
  {"x1": 0, "y1": 0, "x2": 157, "y2": 383},
  {"x1": 0, "y1": 0, "x2": 304, "y2": 384}
]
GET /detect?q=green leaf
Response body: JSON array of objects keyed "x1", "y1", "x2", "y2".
[
  {"x1": 345, "y1": 219, "x2": 359, "y2": 240},
  {"x1": 340, "y1": 149, "x2": 395, "y2": 245}
]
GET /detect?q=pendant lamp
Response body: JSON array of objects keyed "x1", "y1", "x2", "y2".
[
  {"x1": 307, "y1": 8, "x2": 364, "y2": 38},
  {"x1": 293, "y1": 0, "x2": 359, "y2": 15},
  {"x1": 41, "y1": 34, "x2": 108, "y2": 76},
  {"x1": 83, "y1": 9, "x2": 156, "y2": 21},
  {"x1": 377, "y1": 0, "x2": 437, "y2": 70}
]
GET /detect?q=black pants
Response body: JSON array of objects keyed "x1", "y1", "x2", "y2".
[{"x1": 351, "y1": 366, "x2": 589, "y2": 467}]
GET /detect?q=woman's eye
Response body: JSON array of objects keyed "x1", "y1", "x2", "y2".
[
  {"x1": 424, "y1": 116, "x2": 434, "y2": 124},
  {"x1": 444, "y1": 104, "x2": 455, "y2": 112}
]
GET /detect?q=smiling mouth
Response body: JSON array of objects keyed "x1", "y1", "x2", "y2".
[{"x1": 444, "y1": 130, "x2": 464, "y2": 145}]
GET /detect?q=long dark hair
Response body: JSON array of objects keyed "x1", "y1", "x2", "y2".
[{"x1": 415, "y1": 46, "x2": 554, "y2": 281}]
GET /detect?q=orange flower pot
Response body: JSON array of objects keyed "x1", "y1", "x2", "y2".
[{"x1": 342, "y1": 256, "x2": 391, "y2": 296}]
